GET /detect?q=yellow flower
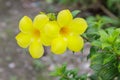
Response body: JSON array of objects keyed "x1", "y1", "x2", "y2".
[
  {"x1": 50, "y1": 9, "x2": 88, "y2": 54},
  {"x1": 41, "y1": 21, "x2": 60, "y2": 46},
  {"x1": 15, "y1": 14, "x2": 49, "y2": 58}
]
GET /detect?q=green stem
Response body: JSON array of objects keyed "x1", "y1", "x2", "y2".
[{"x1": 60, "y1": 74, "x2": 70, "y2": 80}]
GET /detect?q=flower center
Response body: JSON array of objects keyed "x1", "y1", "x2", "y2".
[
  {"x1": 32, "y1": 29, "x2": 40, "y2": 38},
  {"x1": 60, "y1": 27, "x2": 70, "y2": 36}
]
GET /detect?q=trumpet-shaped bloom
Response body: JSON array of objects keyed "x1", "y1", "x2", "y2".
[
  {"x1": 15, "y1": 14, "x2": 49, "y2": 58},
  {"x1": 41, "y1": 21, "x2": 60, "y2": 46},
  {"x1": 50, "y1": 9, "x2": 88, "y2": 54}
]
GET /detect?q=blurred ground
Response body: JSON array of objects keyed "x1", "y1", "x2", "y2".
[{"x1": 0, "y1": 0, "x2": 92, "y2": 80}]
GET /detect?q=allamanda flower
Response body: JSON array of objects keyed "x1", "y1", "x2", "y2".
[
  {"x1": 15, "y1": 14, "x2": 49, "y2": 58},
  {"x1": 45, "y1": 9, "x2": 88, "y2": 54}
]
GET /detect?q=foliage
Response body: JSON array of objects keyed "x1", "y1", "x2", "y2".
[
  {"x1": 10, "y1": 75, "x2": 18, "y2": 80},
  {"x1": 53, "y1": 0, "x2": 79, "y2": 5},
  {"x1": 89, "y1": 47, "x2": 119, "y2": 80},
  {"x1": 33, "y1": 60, "x2": 45, "y2": 71},
  {"x1": 83, "y1": 15, "x2": 120, "y2": 41},
  {"x1": 50, "y1": 0, "x2": 120, "y2": 17},
  {"x1": 52, "y1": 14, "x2": 120, "y2": 80},
  {"x1": 86, "y1": 15, "x2": 120, "y2": 80},
  {"x1": 71, "y1": 10, "x2": 81, "y2": 18},
  {"x1": 105, "y1": 0, "x2": 120, "y2": 16},
  {"x1": 50, "y1": 64, "x2": 88, "y2": 80}
]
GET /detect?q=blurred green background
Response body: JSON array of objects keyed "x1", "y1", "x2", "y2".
[{"x1": 0, "y1": 0, "x2": 119, "y2": 80}]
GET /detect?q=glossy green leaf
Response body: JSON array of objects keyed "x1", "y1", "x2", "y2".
[
  {"x1": 101, "y1": 42, "x2": 111, "y2": 49},
  {"x1": 91, "y1": 40, "x2": 101, "y2": 48},
  {"x1": 118, "y1": 61, "x2": 120, "y2": 72},
  {"x1": 90, "y1": 52, "x2": 118, "y2": 80},
  {"x1": 72, "y1": 10, "x2": 81, "y2": 17},
  {"x1": 103, "y1": 54, "x2": 116, "y2": 64},
  {"x1": 99, "y1": 30, "x2": 108, "y2": 42},
  {"x1": 87, "y1": 47, "x2": 99, "y2": 59}
]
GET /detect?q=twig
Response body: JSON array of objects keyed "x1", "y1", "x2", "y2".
[{"x1": 99, "y1": 4, "x2": 118, "y2": 19}]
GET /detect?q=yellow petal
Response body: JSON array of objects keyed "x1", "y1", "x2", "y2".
[
  {"x1": 68, "y1": 36, "x2": 84, "y2": 52},
  {"x1": 43, "y1": 21, "x2": 60, "y2": 38},
  {"x1": 29, "y1": 41, "x2": 44, "y2": 58},
  {"x1": 69, "y1": 18, "x2": 88, "y2": 35},
  {"x1": 51, "y1": 37, "x2": 67, "y2": 54},
  {"x1": 33, "y1": 14, "x2": 49, "y2": 30},
  {"x1": 57, "y1": 9, "x2": 73, "y2": 27},
  {"x1": 41, "y1": 34, "x2": 53, "y2": 46},
  {"x1": 19, "y1": 16, "x2": 33, "y2": 33},
  {"x1": 15, "y1": 32, "x2": 32, "y2": 48}
]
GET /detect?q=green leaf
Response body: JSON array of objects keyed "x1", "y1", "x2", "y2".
[
  {"x1": 116, "y1": 50, "x2": 120, "y2": 55},
  {"x1": 72, "y1": 10, "x2": 81, "y2": 17},
  {"x1": 107, "y1": 36, "x2": 115, "y2": 43},
  {"x1": 90, "y1": 52, "x2": 118, "y2": 80},
  {"x1": 106, "y1": 27, "x2": 115, "y2": 35},
  {"x1": 50, "y1": 63, "x2": 67, "y2": 76},
  {"x1": 89, "y1": 74, "x2": 98, "y2": 80},
  {"x1": 101, "y1": 16, "x2": 119, "y2": 26},
  {"x1": 118, "y1": 61, "x2": 120, "y2": 72},
  {"x1": 99, "y1": 62, "x2": 118, "y2": 80},
  {"x1": 112, "y1": 28, "x2": 120, "y2": 38},
  {"x1": 107, "y1": 28, "x2": 120, "y2": 43},
  {"x1": 60, "y1": 78, "x2": 68, "y2": 80},
  {"x1": 101, "y1": 42, "x2": 111, "y2": 49},
  {"x1": 91, "y1": 40, "x2": 101, "y2": 48},
  {"x1": 45, "y1": 0, "x2": 53, "y2": 4},
  {"x1": 115, "y1": 37, "x2": 120, "y2": 44},
  {"x1": 99, "y1": 30, "x2": 108, "y2": 42},
  {"x1": 90, "y1": 53, "x2": 103, "y2": 71},
  {"x1": 87, "y1": 47, "x2": 99, "y2": 59},
  {"x1": 47, "y1": 13, "x2": 56, "y2": 21},
  {"x1": 79, "y1": 74, "x2": 87, "y2": 80},
  {"x1": 33, "y1": 60, "x2": 44, "y2": 71},
  {"x1": 66, "y1": 69, "x2": 79, "y2": 79},
  {"x1": 103, "y1": 54, "x2": 116, "y2": 64},
  {"x1": 50, "y1": 72, "x2": 58, "y2": 76},
  {"x1": 59, "y1": 0, "x2": 68, "y2": 4}
]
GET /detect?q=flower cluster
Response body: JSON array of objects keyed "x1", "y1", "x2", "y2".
[{"x1": 15, "y1": 9, "x2": 88, "y2": 58}]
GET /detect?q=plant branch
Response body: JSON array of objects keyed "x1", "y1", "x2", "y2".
[{"x1": 99, "y1": 4, "x2": 118, "y2": 19}]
